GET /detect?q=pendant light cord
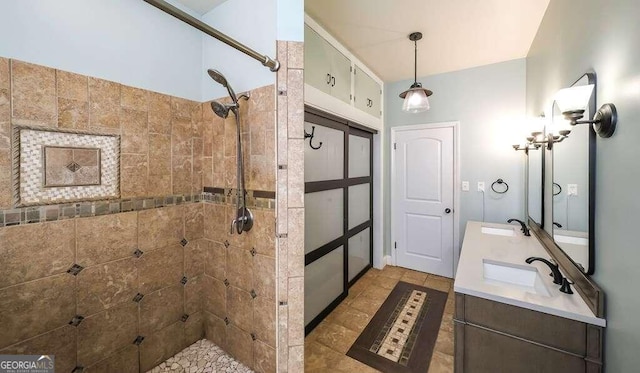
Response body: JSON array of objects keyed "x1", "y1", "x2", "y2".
[{"x1": 414, "y1": 39, "x2": 418, "y2": 84}]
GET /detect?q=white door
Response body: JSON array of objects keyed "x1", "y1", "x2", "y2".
[{"x1": 393, "y1": 126, "x2": 454, "y2": 278}]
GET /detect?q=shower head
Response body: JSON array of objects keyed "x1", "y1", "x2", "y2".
[
  {"x1": 207, "y1": 69, "x2": 237, "y2": 102},
  {"x1": 210, "y1": 101, "x2": 235, "y2": 119}
]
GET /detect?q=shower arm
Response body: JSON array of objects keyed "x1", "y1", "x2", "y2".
[{"x1": 143, "y1": 0, "x2": 280, "y2": 72}]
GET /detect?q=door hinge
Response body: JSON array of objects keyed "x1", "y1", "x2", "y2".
[
  {"x1": 393, "y1": 143, "x2": 397, "y2": 150},
  {"x1": 350, "y1": 65, "x2": 352, "y2": 72},
  {"x1": 394, "y1": 241, "x2": 397, "y2": 249},
  {"x1": 350, "y1": 94, "x2": 352, "y2": 101}
]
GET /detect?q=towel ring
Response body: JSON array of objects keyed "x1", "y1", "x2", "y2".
[
  {"x1": 491, "y1": 179, "x2": 509, "y2": 194},
  {"x1": 553, "y1": 182, "x2": 562, "y2": 196}
]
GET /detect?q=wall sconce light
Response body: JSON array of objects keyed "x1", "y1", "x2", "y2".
[
  {"x1": 554, "y1": 84, "x2": 617, "y2": 138},
  {"x1": 513, "y1": 115, "x2": 570, "y2": 151}
]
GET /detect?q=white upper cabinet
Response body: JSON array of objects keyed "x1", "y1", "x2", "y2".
[
  {"x1": 304, "y1": 25, "x2": 352, "y2": 105},
  {"x1": 354, "y1": 66, "x2": 382, "y2": 118},
  {"x1": 304, "y1": 18, "x2": 384, "y2": 127}
]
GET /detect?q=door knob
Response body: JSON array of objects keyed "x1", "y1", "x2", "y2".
[{"x1": 444, "y1": 208, "x2": 452, "y2": 214}]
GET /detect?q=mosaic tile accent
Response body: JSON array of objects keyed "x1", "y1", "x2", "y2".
[
  {"x1": 202, "y1": 187, "x2": 275, "y2": 210},
  {"x1": 14, "y1": 126, "x2": 120, "y2": 206},
  {"x1": 149, "y1": 339, "x2": 254, "y2": 373},
  {"x1": 0, "y1": 193, "x2": 202, "y2": 227},
  {"x1": 370, "y1": 289, "x2": 430, "y2": 365}
]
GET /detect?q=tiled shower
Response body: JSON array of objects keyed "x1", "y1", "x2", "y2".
[{"x1": 0, "y1": 52, "x2": 304, "y2": 372}]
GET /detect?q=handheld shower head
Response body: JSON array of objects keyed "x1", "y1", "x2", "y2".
[
  {"x1": 207, "y1": 69, "x2": 237, "y2": 102},
  {"x1": 210, "y1": 101, "x2": 236, "y2": 119}
]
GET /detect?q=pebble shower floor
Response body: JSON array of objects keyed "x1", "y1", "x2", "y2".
[{"x1": 147, "y1": 339, "x2": 254, "y2": 373}]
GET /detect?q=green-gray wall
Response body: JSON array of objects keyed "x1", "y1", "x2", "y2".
[
  {"x1": 526, "y1": 0, "x2": 640, "y2": 370},
  {"x1": 383, "y1": 59, "x2": 527, "y2": 260}
]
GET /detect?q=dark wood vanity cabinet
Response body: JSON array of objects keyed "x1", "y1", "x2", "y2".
[{"x1": 454, "y1": 294, "x2": 603, "y2": 373}]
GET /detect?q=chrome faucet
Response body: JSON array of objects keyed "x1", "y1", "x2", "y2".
[{"x1": 507, "y1": 218, "x2": 530, "y2": 236}]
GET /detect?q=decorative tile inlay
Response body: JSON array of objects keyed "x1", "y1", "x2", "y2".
[
  {"x1": 224, "y1": 317, "x2": 230, "y2": 326},
  {"x1": 250, "y1": 290, "x2": 257, "y2": 299},
  {"x1": 180, "y1": 276, "x2": 188, "y2": 285},
  {"x1": 14, "y1": 126, "x2": 120, "y2": 206},
  {"x1": 370, "y1": 289, "x2": 430, "y2": 365},
  {"x1": 133, "y1": 336, "x2": 145, "y2": 345},
  {"x1": 250, "y1": 333, "x2": 256, "y2": 341},
  {"x1": 223, "y1": 240, "x2": 230, "y2": 248},
  {"x1": 133, "y1": 249, "x2": 144, "y2": 258},
  {"x1": 181, "y1": 314, "x2": 190, "y2": 322},
  {"x1": 72, "y1": 367, "x2": 84, "y2": 373},
  {"x1": 279, "y1": 301, "x2": 288, "y2": 306},
  {"x1": 66, "y1": 264, "x2": 84, "y2": 276},
  {"x1": 223, "y1": 279, "x2": 230, "y2": 287},
  {"x1": 43, "y1": 146, "x2": 101, "y2": 187},
  {"x1": 133, "y1": 293, "x2": 145, "y2": 303},
  {"x1": 69, "y1": 315, "x2": 85, "y2": 327},
  {"x1": 180, "y1": 238, "x2": 188, "y2": 247},
  {"x1": 250, "y1": 248, "x2": 256, "y2": 256}
]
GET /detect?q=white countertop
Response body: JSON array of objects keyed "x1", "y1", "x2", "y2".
[{"x1": 454, "y1": 221, "x2": 606, "y2": 327}]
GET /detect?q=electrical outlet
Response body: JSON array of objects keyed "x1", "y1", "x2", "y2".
[
  {"x1": 462, "y1": 181, "x2": 470, "y2": 191},
  {"x1": 477, "y1": 182, "x2": 485, "y2": 192},
  {"x1": 568, "y1": 184, "x2": 578, "y2": 196}
]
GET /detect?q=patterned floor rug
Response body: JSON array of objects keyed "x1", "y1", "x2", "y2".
[{"x1": 346, "y1": 281, "x2": 448, "y2": 373}]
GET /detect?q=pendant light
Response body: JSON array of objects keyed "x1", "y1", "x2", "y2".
[{"x1": 399, "y1": 32, "x2": 432, "y2": 113}]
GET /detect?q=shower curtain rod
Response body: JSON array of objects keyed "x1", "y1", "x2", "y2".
[{"x1": 143, "y1": 0, "x2": 280, "y2": 72}]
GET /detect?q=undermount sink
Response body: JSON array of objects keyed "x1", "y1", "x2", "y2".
[
  {"x1": 554, "y1": 234, "x2": 588, "y2": 246},
  {"x1": 481, "y1": 226, "x2": 515, "y2": 237},
  {"x1": 482, "y1": 259, "x2": 551, "y2": 297}
]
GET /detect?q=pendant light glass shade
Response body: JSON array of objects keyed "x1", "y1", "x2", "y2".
[{"x1": 400, "y1": 32, "x2": 433, "y2": 113}]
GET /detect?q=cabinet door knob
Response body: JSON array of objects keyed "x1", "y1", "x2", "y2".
[
  {"x1": 331, "y1": 76, "x2": 336, "y2": 87},
  {"x1": 326, "y1": 74, "x2": 331, "y2": 84}
]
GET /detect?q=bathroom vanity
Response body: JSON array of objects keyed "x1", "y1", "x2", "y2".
[{"x1": 453, "y1": 222, "x2": 605, "y2": 373}]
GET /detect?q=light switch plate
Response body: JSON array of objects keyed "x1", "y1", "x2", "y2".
[
  {"x1": 462, "y1": 181, "x2": 469, "y2": 191},
  {"x1": 568, "y1": 184, "x2": 578, "y2": 196},
  {"x1": 478, "y1": 182, "x2": 485, "y2": 192}
]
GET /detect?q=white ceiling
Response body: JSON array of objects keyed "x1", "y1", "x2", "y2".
[
  {"x1": 175, "y1": 0, "x2": 228, "y2": 15},
  {"x1": 305, "y1": 0, "x2": 550, "y2": 82}
]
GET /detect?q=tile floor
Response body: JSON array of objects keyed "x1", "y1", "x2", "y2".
[
  {"x1": 148, "y1": 339, "x2": 254, "y2": 373},
  {"x1": 304, "y1": 265, "x2": 455, "y2": 373}
]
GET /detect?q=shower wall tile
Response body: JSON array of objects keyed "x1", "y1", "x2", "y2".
[
  {"x1": 148, "y1": 133, "x2": 172, "y2": 175},
  {"x1": 0, "y1": 274, "x2": 75, "y2": 349},
  {"x1": 204, "y1": 311, "x2": 227, "y2": 349},
  {"x1": 226, "y1": 324, "x2": 254, "y2": 369},
  {"x1": 172, "y1": 156, "x2": 193, "y2": 195},
  {"x1": 89, "y1": 77, "x2": 121, "y2": 129},
  {"x1": 287, "y1": 42, "x2": 304, "y2": 70},
  {"x1": 121, "y1": 108, "x2": 149, "y2": 153},
  {"x1": 226, "y1": 285, "x2": 253, "y2": 333},
  {"x1": 171, "y1": 96, "x2": 194, "y2": 120},
  {"x1": 11, "y1": 60, "x2": 57, "y2": 126},
  {"x1": 254, "y1": 295, "x2": 276, "y2": 347},
  {"x1": 121, "y1": 85, "x2": 149, "y2": 111},
  {"x1": 137, "y1": 243, "x2": 184, "y2": 294},
  {"x1": 0, "y1": 57, "x2": 9, "y2": 89},
  {"x1": 286, "y1": 70, "x2": 304, "y2": 140},
  {"x1": 287, "y1": 139, "x2": 304, "y2": 208},
  {"x1": 57, "y1": 70, "x2": 88, "y2": 101},
  {"x1": 287, "y1": 276, "x2": 304, "y2": 347},
  {"x1": 0, "y1": 219, "x2": 75, "y2": 288},
  {"x1": 0, "y1": 325, "x2": 77, "y2": 373},
  {"x1": 252, "y1": 209, "x2": 276, "y2": 257},
  {"x1": 255, "y1": 339, "x2": 277, "y2": 373},
  {"x1": 254, "y1": 254, "x2": 276, "y2": 300},
  {"x1": 204, "y1": 240, "x2": 226, "y2": 280},
  {"x1": 139, "y1": 284, "x2": 184, "y2": 336},
  {"x1": 76, "y1": 211, "x2": 137, "y2": 267},
  {"x1": 121, "y1": 153, "x2": 149, "y2": 198},
  {"x1": 77, "y1": 302, "x2": 138, "y2": 367},
  {"x1": 85, "y1": 344, "x2": 139, "y2": 373},
  {"x1": 139, "y1": 320, "x2": 185, "y2": 372},
  {"x1": 287, "y1": 207, "x2": 304, "y2": 278},
  {"x1": 185, "y1": 197, "x2": 204, "y2": 241},
  {"x1": 203, "y1": 202, "x2": 227, "y2": 242},
  {"x1": 184, "y1": 275, "x2": 204, "y2": 314},
  {"x1": 184, "y1": 239, "x2": 206, "y2": 278},
  {"x1": 58, "y1": 96, "x2": 89, "y2": 129},
  {"x1": 203, "y1": 275, "x2": 226, "y2": 318},
  {"x1": 148, "y1": 92, "x2": 172, "y2": 135},
  {"x1": 227, "y1": 245, "x2": 253, "y2": 291},
  {"x1": 184, "y1": 311, "x2": 205, "y2": 346},
  {"x1": 137, "y1": 205, "x2": 184, "y2": 251},
  {"x1": 76, "y1": 257, "x2": 137, "y2": 316}
]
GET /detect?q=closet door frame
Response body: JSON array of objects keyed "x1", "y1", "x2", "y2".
[{"x1": 304, "y1": 106, "x2": 375, "y2": 334}]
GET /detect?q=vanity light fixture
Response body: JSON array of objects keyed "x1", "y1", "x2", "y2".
[
  {"x1": 399, "y1": 32, "x2": 432, "y2": 113},
  {"x1": 554, "y1": 84, "x2": 617, "y2": 138}
]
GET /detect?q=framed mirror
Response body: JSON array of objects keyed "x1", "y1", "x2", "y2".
[
  {"x1": 527, "y1": 144, "x2": 543, "y2": 226},
  {"x1": 550, "y1": 72, "x2": 596, "y2": 274}
]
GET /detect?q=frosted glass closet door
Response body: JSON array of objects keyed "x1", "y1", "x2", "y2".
[
  {"x1": 304, "y1": 122, "x2": 344, "y2": 182},
  {"x1": 348, "y1": 183, "x2": 370, "y2": 230},
  {"x1": 304, "y1": 246, "x2": 344, "y2": 325},
  {"x1": 349, "y1": 134, "x2": 370, "y2": 178},
  {"x1": 348, "y1": 228, "x2": 370, "y2": 281},
  {"x1": 305, "y1": 189, "x2": 344, "y2": 253}
]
